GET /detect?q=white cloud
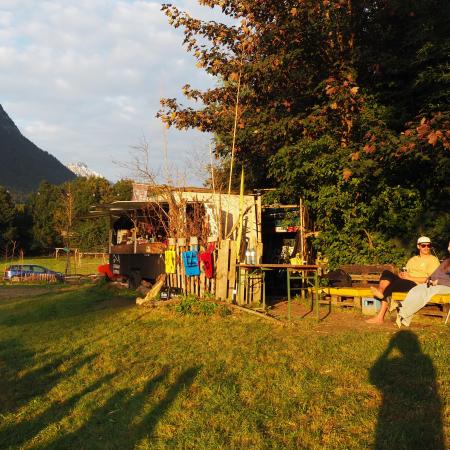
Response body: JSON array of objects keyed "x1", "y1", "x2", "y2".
[
  {"x1": 0, "y1": 0, "x2": 230, "y2": 184},
  {"x1": 0, "y1": 11, "x2": 12, "y2": 27},
  {"x1": 24, "y1": 121, "x2": 62, "y2": 137}
]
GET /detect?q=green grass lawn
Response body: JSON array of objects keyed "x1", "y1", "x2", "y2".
[
  {"x1": 0, "y1": 256, "x2": 106, "y2": 277},
  {"x1": 0, "y1": 283, "x2": 448, "y2": 449}
]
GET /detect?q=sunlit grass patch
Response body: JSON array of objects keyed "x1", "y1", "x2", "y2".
[
  {"x1": 0, "y1": 283, "x2": 448, "y2": 449},
  {"x1": 0, "y1": 256, "x2": 106, "y2": 277}
]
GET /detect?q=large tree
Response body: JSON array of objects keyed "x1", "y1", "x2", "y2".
[
  {"x1": 29, "y1": 178, "x2": 133, "y2": 254},
  {"x1": 0, "y1": 186, "x2": 17, "y2": 252},
  {"x1": 30, "y1": 181, "x2": 63, "y2": 252},
  {"x1": 158, "y1": 0, "x2": 450, "y2": 264},
  {"x1": 69, "y1": 177, "x2": 132, "y2": 252}
]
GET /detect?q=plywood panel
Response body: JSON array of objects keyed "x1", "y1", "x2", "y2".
[
  {"x1": 215, "y1": 240, "x2": 230, "y2": 301},
  {"x1": 251, "y1": 242, "x2": 264, "y2": 304},
  {"x1": 177, "y1": 245, "x2": 186, "y2": 293},
  {"x1": 227, "y1": 240, "x2": 237, "y2": 302}
]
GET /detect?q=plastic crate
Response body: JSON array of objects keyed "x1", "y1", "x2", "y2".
[{"x1": 362, "y1": 297, "x2": 381, "y2": 316}]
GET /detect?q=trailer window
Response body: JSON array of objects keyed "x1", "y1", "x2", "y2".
[
  {"x1": 186, "y1": 202, "x2": 207, "y2": 240},
  {"x1": 140, "y1": 203, "x2": 169, "y2": 240}
]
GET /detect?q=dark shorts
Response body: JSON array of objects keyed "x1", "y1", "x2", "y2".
[{"x1": 379, "y1": 270, "x2": 416, "y2": 298}]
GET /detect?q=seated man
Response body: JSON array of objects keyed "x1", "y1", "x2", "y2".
[
  {"x1": 366, "y1": 236, "x2": 440, "y2": 324},
  {"x1": 395, "y1": 240, "x2": 450, "y2": 327}
]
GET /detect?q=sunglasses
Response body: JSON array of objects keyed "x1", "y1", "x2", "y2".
[{"x1": 419, "y1": 244, "x2": 431, "y2": 248}]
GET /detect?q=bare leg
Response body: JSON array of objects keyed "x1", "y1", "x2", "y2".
[
  {"x1": 366, "y1": 300, "x2": 388, "y2": 324},
  {"x1": 366, "y1": 276, "x2": 393, "y2": 324},
  {"x1": 371, "y1": 279, "x2": 390, "y2": 299},
  {"x1": 379, "y1": 279, "x2": 389, "y2": 294}
]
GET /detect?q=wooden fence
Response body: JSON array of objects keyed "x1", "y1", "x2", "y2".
[
  {"x1": 10, "y1": 273, "x2": 60, "y2": 283},
  {"x1": 164, "y1": 239, "x2": 263, "y2": 305},
  {"x1": 166, "y1": 242, "x2": 217, "y2": 299}
]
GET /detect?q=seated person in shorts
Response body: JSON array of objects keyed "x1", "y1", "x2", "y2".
[
  {"x1": 366, "y1": 236, "x2": 440, "y2": 324},
  {"x1": 395, "y1": 240, "x2": 450, "y2": 327}
]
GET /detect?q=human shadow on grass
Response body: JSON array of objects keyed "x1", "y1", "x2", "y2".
[
  {"x1": 0, "y1": 373, "x2": 115, "y2": 448},
  {"x1": 47, "y1": 366, "x2": 200, "y2": 449},
  {"x1": 369, "y1": 330, "x2": 444, "y2": 450},
  {"x1": 0, "y1": 338, "x2": 97, "y2": 415},
  {"x1": 133, "y1": 366, "x2": 199, "y2": 445}
]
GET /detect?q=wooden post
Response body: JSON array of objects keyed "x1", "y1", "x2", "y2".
[
  {"x1": 216, "y1": 240, "x2": 230, "y2": 301},
  {"x1": 256, "y1": 195, "x2": 262, "y2": 246},
  {"x1": 108, "y1": 227, "x2": 112, "y2": 254},
  {"x1": 177, "y1": 240, "x2": 186, "y2": 294},
  {"x1": 252, "y1": 242, "x2": 263, "y2": 304}
]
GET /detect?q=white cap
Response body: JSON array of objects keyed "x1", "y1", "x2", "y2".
[{"x1": 417, "y1": 236, "x2": 431, "y2": 244}]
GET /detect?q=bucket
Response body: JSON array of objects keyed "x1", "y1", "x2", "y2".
[{"x1": 362, "y1": 297, "x2": 381, "y2": 315}]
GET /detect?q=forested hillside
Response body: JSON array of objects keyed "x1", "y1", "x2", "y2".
[
  {"x1": 0, "y1": 105, "x2": 75, "y2": 195},
  {"x1": 158, "y1": 0, "x2": 450, "y2": 264},
  {"x1": 0, "y1": 178, "x2": 132, "y2": 256}
]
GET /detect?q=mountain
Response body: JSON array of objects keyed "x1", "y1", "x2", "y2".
[
  {"x1": 66, "y1": 162, "x2": 103, "y2": 178},
  {"x1": 0, "y1": 104, "x2": 76, "y2": 195}
]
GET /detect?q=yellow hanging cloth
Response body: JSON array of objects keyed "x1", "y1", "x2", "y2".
[
  {"x1": 290, "y1": 253, "x2": 303, "y2": 274},
  {"x1": 165, "y1": 250, "x2": 176, "y2": 274}
]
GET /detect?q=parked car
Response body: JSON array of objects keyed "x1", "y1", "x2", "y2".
[{"x1": 3, "y1": 264, "x2": 64, "y2": 282}]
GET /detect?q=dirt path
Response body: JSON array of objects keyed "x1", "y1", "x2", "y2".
[
  {"x1": 268, "y1": 299, "x2": 440, "y2": 333},
  {"x1": 0, "y1": 284, "x2": 78, "y2": 302},
  {"x1": 1, "y1": 284, "x2": 443, "y2": 334},
  {"x1": 0, "y1": 286, "x2": 53, "y2": 299}
]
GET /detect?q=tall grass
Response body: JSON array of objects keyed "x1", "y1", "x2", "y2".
[{"x1": 0, "y1": 283, "x2": 448, "y2": 449}]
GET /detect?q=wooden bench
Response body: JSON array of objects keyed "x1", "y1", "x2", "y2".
[
  {"x1": 392, "y1": 292, "x2": 450, "y2": 323},
  {"x1": 312, "y1": 287, "x2": 449, "y2": 322},
  {"x1": 391, "y1": 292, "x2": 450, "y2": 303},
  {"x1": 316, "y1": 264, "x2": 396, "y2": 309},
  {"x1": 340, "y1": 264, "x2": 398, "y2": 287},
  {"x1": 315, "y1": 287, "x2": 373, "y2": 309},
  {"x1": 315, "y1": 265, "x2": 450, "y2": 323}
]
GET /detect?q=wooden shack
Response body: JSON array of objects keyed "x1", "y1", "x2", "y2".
[{"x1": 91, "y1": 183, "x2": 263, "y2": 302}]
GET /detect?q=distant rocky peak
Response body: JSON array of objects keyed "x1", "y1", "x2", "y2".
[
  {"x1": 66, "y1": 162, "x2": 103, "y2": 178},
  {"x1": 0, "y1": 104, "x2": 21, "y2": 135},
  {"x1": 0, "y1": 105, "x2": 76, "y2": 194}
]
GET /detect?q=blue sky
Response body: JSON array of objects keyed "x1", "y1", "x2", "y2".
[{"x1": 0, "y1": 0, "x2": 229, "y2": 183}]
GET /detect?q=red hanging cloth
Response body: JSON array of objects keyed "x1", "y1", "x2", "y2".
[{"x1": 199, "y1": 243, "x2": 215, "y2": 278}]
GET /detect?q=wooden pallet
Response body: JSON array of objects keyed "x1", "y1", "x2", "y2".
[{"x1": 340, "y1": 263, "x2": 398, "y2": 287}]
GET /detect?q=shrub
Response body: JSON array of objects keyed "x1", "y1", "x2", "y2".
[{"x1": 175, "y1": 294, "x2": 228, "y2": 317}]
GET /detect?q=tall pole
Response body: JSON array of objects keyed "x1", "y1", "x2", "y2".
[
  {"x1": 65, "y1": 184, "x2": 73, "y2": 275},
  {"x1": 226, "y1": 68, "x2": 242, "y2": 199},
  {"x1": 162, "y1": 122, "x2": 170, "y2": 185},
  {"x1": 236, "y1": 167, "x2": 245, "y2": 262},
  {"x1": 299, "y1": 198, "x2": 304, "y2": 262},
  {"x1": 209, "y1": 142, "x2": 216, "y2": 195},
  {"x1": 224, "y1": 55, "x2": 243, "y2": 237}
]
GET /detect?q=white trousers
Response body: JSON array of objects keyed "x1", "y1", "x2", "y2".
[{"x1": 398, "y1": 284, "x2": 450, "y2": 326}]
